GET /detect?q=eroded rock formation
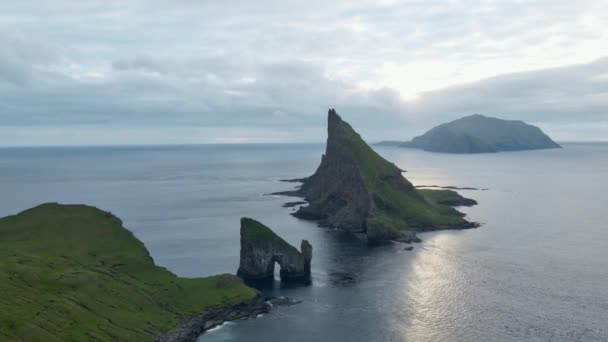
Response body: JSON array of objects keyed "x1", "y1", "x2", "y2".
[
  {"x1": 279, "y1": 109, "x2": 478, "y2": 242},
  {"x1": 236, "y1": 218, "x2": 312, "y2": 281}
]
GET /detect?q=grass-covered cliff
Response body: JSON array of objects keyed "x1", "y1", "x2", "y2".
[
  {"x1": 0, "y1": 203, "x2": 257, "y2": 341},
  {"x1": 286, "y1": 109, "x2": 478, "y2": 242}
]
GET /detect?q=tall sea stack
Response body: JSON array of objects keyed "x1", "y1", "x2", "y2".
[{"x1": 285, "y1": 109, "x2": 478, "y2": 242}]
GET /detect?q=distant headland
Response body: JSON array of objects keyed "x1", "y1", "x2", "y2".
[{"x1": 377, "y1": 114, "x2": 561, "y2": 154}]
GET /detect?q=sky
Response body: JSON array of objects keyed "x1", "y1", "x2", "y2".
[{"x1": 1, "y1": 0, "x2": 607, "y2": 146}]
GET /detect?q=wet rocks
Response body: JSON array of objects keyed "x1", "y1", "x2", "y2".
[
  {"x1": 266, "y1": 296, "x2": 302, "y2": 307},
  {"x1": 156, "y1": 295, "x2": 270, "y2": 342}
]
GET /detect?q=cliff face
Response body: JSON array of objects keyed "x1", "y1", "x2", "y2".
[
  {"x1": 404, "y1": 114, "x2": 561, "y2": 153},
  {"x1": 237, "y1": 218, "x2": 312, "y2": 281},
  {"x1": 287, "y1": 109, "x2": 477, "y2": 242}
]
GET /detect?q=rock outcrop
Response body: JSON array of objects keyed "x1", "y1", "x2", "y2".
[
  {"x1": 418, "y1": 188, "x2": 478, "y2": 207},
  {"x1": 401, "y1": 114, "x2": 561, "y2": 153},
  {"x1": 157, "y1": 295, "x2": 270, "y2": 342},
  {"x1": 237, "y1": 218, "x2": 312, "y2": 281},
  {"x1": 279, "y1": 109, "x2": 478, "y2": 242}
]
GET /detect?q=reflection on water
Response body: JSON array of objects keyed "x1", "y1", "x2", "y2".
[
  {"x1": 0, "y1": 143, "x2": 607, "y2": 341},
  {"x1": 401, "y1": 235, "x2": 471, "y2": 342}
]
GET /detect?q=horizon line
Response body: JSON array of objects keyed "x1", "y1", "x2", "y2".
[{"x1": 1, "y1": 140, "x2": 607, "y2": 149}]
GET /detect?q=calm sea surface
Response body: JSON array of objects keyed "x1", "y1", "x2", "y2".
[{"x1": 1, "y1": 143, "x2": 607, "y2": 341}]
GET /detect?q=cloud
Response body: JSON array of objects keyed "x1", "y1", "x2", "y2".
[
  {"x1": 405, "y1": 58, "x2": 608, "y2": 129},
  {"x1": 0, "y1": 0, "x2": 607, "y2": 145}
]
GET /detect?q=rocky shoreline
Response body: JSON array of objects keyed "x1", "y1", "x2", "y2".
[{"x1": 156, "y1": 295, "x2": 271, "y2": 342}]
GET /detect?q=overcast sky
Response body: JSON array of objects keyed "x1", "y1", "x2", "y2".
[{"x1": 1, "y1": 0, "x2": 607, "y2": 145}]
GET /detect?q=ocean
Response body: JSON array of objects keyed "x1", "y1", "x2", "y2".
[{"x1": 1, "y1": 143, "x2": 606, "y2": 341}]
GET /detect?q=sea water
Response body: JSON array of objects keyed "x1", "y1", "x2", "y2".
[{"x1": 1, "y1": 143, "x2": 606, "y2": 341}]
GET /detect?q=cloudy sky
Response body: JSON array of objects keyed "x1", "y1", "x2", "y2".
[{"x1": 1, "y1": 0, "x2": 607, "y2": 145}]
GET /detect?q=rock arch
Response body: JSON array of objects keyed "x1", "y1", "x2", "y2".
[{"x1": 236, "y1": 218, "x2": 312, "y2": 281}]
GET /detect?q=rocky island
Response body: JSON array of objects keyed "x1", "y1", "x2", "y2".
[
  {"x1": 0, "y1": 203, "x2": 267, "y2": 342},
  {"x1": 237, "y1": 218, "x2": 312, "y2": 281},
  {"x1": 278, "y1": 109, "x2": 478, "y2": 243},
  {"x1": 382, "y1": 114, "x2": 561, "y2": 153}
]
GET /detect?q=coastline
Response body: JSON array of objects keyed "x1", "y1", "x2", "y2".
[{"x1": 157, "y1": 295, "x2": 270, "y2": 342}]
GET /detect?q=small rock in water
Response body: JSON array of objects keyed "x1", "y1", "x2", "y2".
[
  {"x1": 267, "y1": 296, "x2": 302, "y2": 307},
  {"x1": 282, "y1": 201, "x2": 307, "y2": 208},
  {"x1": 329, "y1": 271, "x2": 357, "y2": 286},
  {"x1": 403, "y1": 246, "x2": 414, "y2": 251}
]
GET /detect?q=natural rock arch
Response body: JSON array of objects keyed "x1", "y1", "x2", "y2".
[{"x1": 236, "y1": 218, "x2": 312, "y2": 281}]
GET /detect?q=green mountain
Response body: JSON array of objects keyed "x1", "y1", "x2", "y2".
[
  {"x1": 0, "y1": 203, "x2": 258, "y2": 341},
  {"x1": 286, "y1": 109, "x2": 478, "y2": 242}
]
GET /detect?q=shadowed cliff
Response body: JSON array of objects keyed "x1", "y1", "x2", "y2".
[
  {"x1": 283, "y1": 109, "x2": 478, "y2": 243},
  {"x1": 237, "y1": 218, "x2": 312, "y2": 281}
]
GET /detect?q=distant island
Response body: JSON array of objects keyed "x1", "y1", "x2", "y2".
[
  {"x1": 377, "y1": 114, "x2": 561, "y2": 154},
  {"x1": 277, "y1": 109, "x2": 478, "y2": 243},
  {"x1": 0, "y1": 203, "x2": 268, "y2": 342}
]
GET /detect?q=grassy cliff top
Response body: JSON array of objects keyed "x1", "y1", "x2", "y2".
[
  {"x1": 328, "y1": 110, "x2": 472, "y2": 231},
  {"x1": 240, "y1": 217, "x2": 301, "y2": 255},
  {"x1": 0, "y1": 203, "x2": 257, "y2": 341},
  {"x1": 329, "y1": 109, "x2": 407, "y2": 182}
]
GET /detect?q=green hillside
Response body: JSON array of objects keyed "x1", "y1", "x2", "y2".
[{"x1": 0, "y1": 203, "x2": 256, "y2": 341}]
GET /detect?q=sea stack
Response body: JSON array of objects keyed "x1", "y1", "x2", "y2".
[
  {"x1": 237, "y1": 218, "x2": 312, "y2": 281},
  {"x1": 283, "y1": 109, "x2": 478, "y2": 243}
]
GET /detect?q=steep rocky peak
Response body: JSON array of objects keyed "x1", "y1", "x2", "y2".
[
  {"x1": 326, "y1": 108, "x2": 349, "y2": 147},
  {"x1": 282, "y1": 108, "x2": 477, "y2": 242},
  {"x1": 325, "y1": 108, "x2": 369, "y2": 157}
]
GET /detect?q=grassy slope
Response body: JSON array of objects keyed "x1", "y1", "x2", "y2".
[
  {"x1": 333, "y1": 117, "x2": 469, "y2": 232},
  {"x1": 240, "y1": 217, "x2": 301, "y2": 255},
  {"x1": 418, "y1": 189, "x2": 470, "y2": 206},
  {"x1": 0, "y1": 203, "x2": 257, "y2": 342}
]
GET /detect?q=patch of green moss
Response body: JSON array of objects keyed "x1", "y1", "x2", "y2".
[{"x1": 0, "y1": 203, "x2": 257, "y2": 342}]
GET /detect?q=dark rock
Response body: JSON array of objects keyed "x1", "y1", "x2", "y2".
[
  {"x1": 236, "y1": 218, "x2": 312, "y2": 281},
  {"x1": 280, "y1": 177, "x2": 309, "y2": 183},
  {"x1": 329, "y1": 271, "x2": 357, "y2": 286},
  {"x1": 156, "y1": 295, "x2": 270, "y2": 342},
  {"x1": 267, "y1": 296, "x2": 302, "y2": 306},
  {"x1": 403, "y1": 246, "x2": 414, "y2": 251},
  {"x1": 269, "y1": 190, "x2": 302, "y2": 197},
  {"x1": 282, "y1": 201, "x2": 307, "y2": 208}
]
